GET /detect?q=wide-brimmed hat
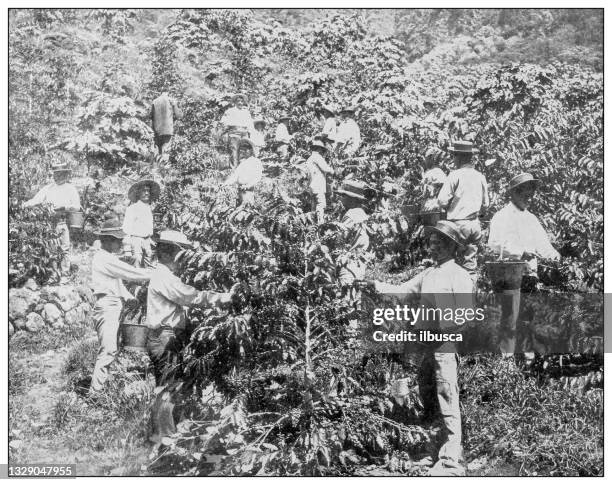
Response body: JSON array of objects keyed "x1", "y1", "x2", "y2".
[
  {"x1": 321, "y1": 104, "x2": 336, "y2": 115},
  {"x1": 508, "y1": 172, "x2": 539, "y2": 192},
  {"x1": 278, "y1": 113, "x2": 291, "y2": 121},
  {"x1": 94, "y1": 219, "x2": 125, "y2": 240},
  {"x1": 128, "y1": 179, "x2": 161, "y2": 203},
  {"x1": 336, "y1": 179, "x2": 373, "y2": 201},
  {"x1": 448, "y1": 140, "x2": 479, "y2": 154},
  {"x1": 51, "y1": 162, "x2": 72, "y2": 174},
  {"x1": 233, "y1": 93, "x2": 247, "y2": 103},
  {"x1": 253, "y1": 117, "x2": 267, "y2": 126},
  {"x1": 311, "y1": 140, "x2": 328, "y2": 151},
  {"x1": 155, "y1": 230, "x2": 194, "y2": 249},
  {"x1": 424, "y1": 220, "x2": 464, "y2": 248},
  {"x1": 238, "y1": 138, "x2": 255, "y2": 152}
]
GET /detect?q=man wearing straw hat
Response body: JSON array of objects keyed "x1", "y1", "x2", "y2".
[
  {"x1": 221, "y1": 94, "x2": 255, "y2": 167},
  {"x1": 363, "y1": 220, "x2": 472, "y2": 476},
  {"x1": 335, "y1": 105, "x2": 361, "y2": 156},
  {"x1": 437, "y1": 140, "x2": 489, "y2": 282},
  {"x1": 89, "y1": 219, "x2": 151, "y2": 395},
  {"x1": 275, "y1": 113, "x2": 293, "y2": 160},
  {"x1": 336, "y1": 179, "x2": 373, "y2": 286},
  {"x1": 24, "y1": 161, "x2": 81, "y2": 275},
  {"x1": 251, "y1": 117, "x2": 267, "y2": 156},
  {"x1": 123, "y1": 179, "x2": 161, "y2": 267},
  {"x1": 487, "y1": 172, "x2": 560, "y2": 355},
  {"x1": 151, "y1": 92, "x2": 183, "y2": 163},
  {"x1": 146, "y1": 230, "x2": 238, "y2": 439}
]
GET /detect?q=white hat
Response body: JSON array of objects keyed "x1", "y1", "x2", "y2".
[{"x1": 156, "y1": 230, "x2": 194, "y2": 249}]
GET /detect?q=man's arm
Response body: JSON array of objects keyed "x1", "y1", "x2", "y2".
[
  {"x1": 437, "y1": 172, "x2": 456, "y2": 210},
  {"x1": 531, "y1": 215, "x2": 560, "y2": 261},
  {"x1": 159, "y1": 275, "x2": 231, "y2": 308},
  {"x1": 101, "y1": 255, "x2": 151, "y2": 282},
  {"x1": 373, "y1": 271, "x2": 425, "y2": 304},
  {"x1": 481, "y1": 176, "x2": 490, "y2": 211},
  {"x1": 23, "y1": 185, "x2": 49, "y2": 208}
]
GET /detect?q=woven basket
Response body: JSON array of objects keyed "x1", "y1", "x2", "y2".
[
  {"x1": 120, "y1": 323, "x2": 149, "y2": 352},
  {"x1": 486, "y1": 261, "x2": 527, "y2": 290}
]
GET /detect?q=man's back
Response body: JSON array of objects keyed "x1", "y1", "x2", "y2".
[
  {"x1": 438, "y1": 166, "x2": 488, "y2": 220},
  {"x1": 152, "y1": 94, "x2": 180, "y2": 135}
]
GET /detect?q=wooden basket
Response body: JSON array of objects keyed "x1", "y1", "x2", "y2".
[
  {"x1": 120, "y1": 323, "x2": 150, "y2": 352},
  {"x1": 419, "y1": 210, "x2": 445, "y2": 226},
  {"x1": 66, "y1": 210, "x2": 84, "y2": 229},
  {"x1": 485, "y1": 261, "x2": 527, "y2": 290}
]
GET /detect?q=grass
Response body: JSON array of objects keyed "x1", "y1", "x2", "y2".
[{"x1": 459, "y1": 355, "x2": 603, "y2": 476}]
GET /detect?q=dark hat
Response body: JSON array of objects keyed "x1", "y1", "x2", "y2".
[
  {"x1": 424, "y1": 220, "x2": 464, "y2": 248},
  {"x1": 128, "y1": 179, "x2": 161, "y2": 203},
  {"x1": 238, "y1": 138, "x2": 255, "y2": 151},
  {"x1": 336, "y1": 179, "x2": 373, "y2": 201},
  {"x1": 233, "y1": 93, "x2": 247, "y2": 103},
  {"x1": 313, "y1": 132, "x2": 330, "y2": 141},
  {"x1": 94, "y1": 219, "x2": 125, "y2": 240},
  {"x1": 51, "y1": 162, "x2": 72, "y2": 174},
  {"x1": 155, "y1": 230, "x2": 194, "y2": 249},
  {"x1": 311, "y1": 140, "x2": 328, "y2": 151},
  {"x1": 448, "y1": 140, "x2": 479, "y2": 154},
  {"x1": 253, "y1": 117, "x2": 267, "y2": 126},
  {"x1": 508, "y1": 172, "x2": 539, "y2": 192}
]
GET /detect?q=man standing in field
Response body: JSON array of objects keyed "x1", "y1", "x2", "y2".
[
  {"x1": 303, "y1": 140, "x2": 334, "y2": 224},
  {"x1": 335, "y1": 105, "x2": 361, "y2": 156},
  {"x1": 146, "y1": 230, "x2": 237, "y2": 438},
  {"x1": 122, "y1": 179, "x2": 161, "y2": 267},
  {"x1": 487, "y1": 173, "x2": 560, "y2": 355},
  {"x1": 363, "y1": 220, "x2": 472, "y2": 476},
  {"x1": 24, "y1": 161, "x2": 81, "y2": 276},
  {"x1": 275, "y1": 113, "x2": 293, "y2": 160},
  {"x1": 223, "y1": 139, "x2": 264, "y2": 206},
  {"x1": 220, "y1": 94, "x2": 255, "y2": 167},
  {"x1": 437, "y1": 140, "x2": 489, "y2": 282},
  {"x1": 151, "y1": 92, "x2": 183, "y2": 163},
  {"x1": 89, "y1": 219, "x2": 151, "y2": 395}
]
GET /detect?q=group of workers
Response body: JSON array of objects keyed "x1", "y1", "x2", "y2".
[{"x1": 20, "y1": 89, "x2": 562, "y2": 476}]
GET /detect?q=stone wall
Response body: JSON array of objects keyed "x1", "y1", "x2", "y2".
[{"x1": 9, "y1": 278, "x2": 94, "y2": 337}]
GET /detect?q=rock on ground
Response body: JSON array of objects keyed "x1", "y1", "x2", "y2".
[
  {"x1": 9, "y1": 288, "x2": 40, "y2": 321},
  {"x1": 25, "y1": 312, "x2": 45, "y2": 333},
  {"x1": 42, "y1": 303, "x2": 63, "y2": 324}
]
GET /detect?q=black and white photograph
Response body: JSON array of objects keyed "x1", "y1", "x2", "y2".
[{"x1": 4, "y1": 5, "x2": 606, "y2": 478}]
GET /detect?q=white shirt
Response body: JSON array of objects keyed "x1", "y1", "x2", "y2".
[
  {"x1": 122, "y1": 200, "x2": 154, "y2": 238},
  {"x1": 24, "y1": 182, "x2": 81, "y2": 210},
  {"x1": 275, "y1": 123, "x2": 292, "y2": 144},
  {"x1": 146, "y1": 264, "x2": 227, "y2": 330},
  {"x1": 374, "y1": 259, "x2": 473, "y2": 330},
  {"x1": 437, "y1": 165, "x2": 489, "y2": 220},
  {"x1": 221, "y1": 107, "x2": 254, "y2": 134},
  {"x1": 322, "y1": 117, "x2": 337, "y2": 141},
  {"x1": 225, "y1": 156, "x2": 263, "y2": 189},
  {"x1": 251, "y1": 130, "x2": 266, "y2": 149},
  {"x1": 335, "y1": 119, "x2": 361, "y2": 155},
  {"x1": 91, "y1": 248, "x2": 150, "y2": 299},
  {"x1": 488, "y1": 202, "x2": 560, "y2": 274},
  {"x1": 305, "y1": 152, "x2": 333, "y2": 194}
]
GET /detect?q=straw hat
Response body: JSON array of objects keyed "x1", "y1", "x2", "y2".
[
  {"x1": 311, "y1": 140, "x2": 328, "y2": 151},
  {"x1": 340, "y1": 105, "x2": 358, "y2": 114},
  {"x1": 155, "y1": 230, "x2": 194, "y2": 249},
  {"x1": 94, "y1": 219, "x2": 125, "y2": 240},
  {"x1": 508, "y1": 172, "x2": 539, "y2": 192},
  {"x1": 448, "y1": 140, "x2": 479, "y2": 154},
  {"x1": 278, "y1": 113, "x2": 291, "y2": 121},
  {"x1": 51, "y1": 162, "x2": 72, "y2": 174},
  {"x1": 238, "y1": 138, "x2": 255, "y2": 152},
  {"x1": 128, "y1": 179, "x2": 161, "y2": 203},
  {"x1": 233, "y1": 93, "x2": 247, "y2": 103},
  {"x1": 424, "y1": 220, "x2": 465, "y2": 248}
]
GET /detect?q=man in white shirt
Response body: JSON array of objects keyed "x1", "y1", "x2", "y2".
[
  {"x1": 335, "y1": 106, "x2": 361, "y2": 156},
  {"x1": 221, "y1": 94, "x2": 254, "y2": 167},
  {"x1": 303, "y1": 140, "x2": 334, "y2": 223},
  {"x1": 223, "y1": 139, "x2": 263, "y2": 206},
  {"x1": 437, "y1": 140, "x2": 489, "y2": 280},
  {"x1": 89, "y1": 220, "x2": 151, "y2": 395},
  {"x1": 24, "y1": 162, "x2": 81, "y2": 275},
  {"x1": 275, "y1": 114, "x2": 293, "y2": 160},
  {"x1": 487, "y1": 173, "x2": 560, "y2": 355},
  {"x1": 251, "y1": 117, "x2": 267, "y2": 156},
  {"x1": 364, "y1": 220, "x2": 471, "y2": 476},
  {"x1": 151, "y1": 92, "x2": 182, "y2": 163},
  {"x1": 123, "y1": 179, "x2": 161, "y2": 267},
  {"x1": 146, "y1": 230, "x2": 237, "y2": 439}
]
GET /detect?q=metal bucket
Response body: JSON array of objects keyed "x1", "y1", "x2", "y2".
[
  {"x1": 120, "y1": 323, "x2": 149, "y2": 351},
  {"x1": 66, "y1": 210, "x2": 84, "y2": 229},
  {"x1": 486, "y1": 261, "x2": 527, "y2": 290},
  {"x1": 419, "y1": 210, "x2": 445, "y2": 226}
]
